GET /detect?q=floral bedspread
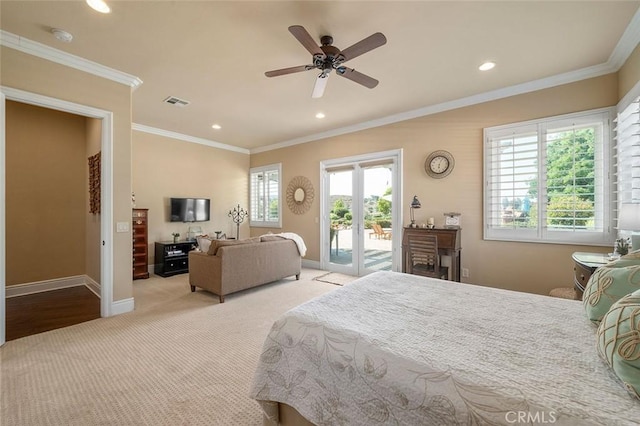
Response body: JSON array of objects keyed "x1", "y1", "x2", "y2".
[{"x1": 249, "y1": 271, "x2": 640, "y2": 425}]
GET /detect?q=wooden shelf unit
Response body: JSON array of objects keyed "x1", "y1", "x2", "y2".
[{"x1": 132, "y1": 208, "x2": 150, "y2": 280}]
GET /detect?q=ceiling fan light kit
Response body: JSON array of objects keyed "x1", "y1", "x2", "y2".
[{"x1": 266, "y1": 25, "x2": 387, "y2": 98}]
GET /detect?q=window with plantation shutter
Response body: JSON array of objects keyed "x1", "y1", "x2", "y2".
[
  {"x1": 484, "y1": 108, "x2": 614, "y2": 245},
  {"x1": 615, "y1": 97, "x2": 640, "y2": 208},
  {"x1": 250, "y1": 163, "x2": 282, "y2": 228}
]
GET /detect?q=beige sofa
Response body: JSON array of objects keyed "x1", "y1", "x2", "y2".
[{"x1": 188, "y1": 236, "x2": 301, "y2": 303}]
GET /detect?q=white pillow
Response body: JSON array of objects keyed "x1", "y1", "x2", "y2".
[{"x1": 196, "y1": 235, "x2": 214, "y2": 253}]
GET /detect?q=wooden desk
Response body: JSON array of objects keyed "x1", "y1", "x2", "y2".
[{"x1": 402, "y1": 227, "x2": 462, "y2": 281}]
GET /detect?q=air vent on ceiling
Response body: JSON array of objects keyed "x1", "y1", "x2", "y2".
[{"x1": 163, "y1": 96, "x2": 190, "y2": 107}]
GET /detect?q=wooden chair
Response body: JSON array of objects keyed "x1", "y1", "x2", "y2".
[
  {"x1": 407, "y1": 234, "x2": 448, "y2": 280},
  {"x1": 370, "y1": 223, "x2": 392, "y2": 240}
]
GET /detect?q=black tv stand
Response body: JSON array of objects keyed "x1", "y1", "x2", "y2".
[{"x1": 154, "y1": 241, "x2": 196, "y2": 277}]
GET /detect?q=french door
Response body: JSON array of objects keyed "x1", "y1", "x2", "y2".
[{"x1": 321, "y1": 150, "x2": 402, "y2": 276}]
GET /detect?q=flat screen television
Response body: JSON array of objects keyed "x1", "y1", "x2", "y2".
[{"x1": 170, "y1": 198, "x2": 210, "y2": 222}]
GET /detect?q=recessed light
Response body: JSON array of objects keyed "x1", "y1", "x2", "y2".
[
  {"x1": 479, "y1": 61, "x2": 496, "y2": 71},
  {"x1": 86, "y1": 0, "x2": 111, "y2": 14},
  {"x1": 51, "y1": 28, "x2": 73, "y2": 43},
  {"x1": 211, "y1": 124, "x2": 221, "y2": 130},
  {"x1": 315, "y1": 112, "x2": 325, "y2": 119}
]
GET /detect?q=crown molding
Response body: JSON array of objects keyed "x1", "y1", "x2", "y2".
[
  {"x1": 132, "y1": 123, "x2": 249, "y2": 154},
  {"x1": 251, "y1": 62, "x2": 617, "y2": 154},
  {"x1": 609, "y1": 8, "x2": 640, "y2": 70},
  {"x1": 253, "y1": 9, "x2": 640, "y2": 154},
  {"x1": 0, "y1": 30, "x2": 143, "y2": 90}
]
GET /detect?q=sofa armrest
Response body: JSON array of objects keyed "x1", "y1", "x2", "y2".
[{"x1": 188, "y1": 251, "x2": 222, "y2": 295}]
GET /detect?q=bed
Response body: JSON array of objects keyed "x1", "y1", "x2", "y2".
[{"x1": 249, "y1": 271, "x2": 640, "y2": 425}]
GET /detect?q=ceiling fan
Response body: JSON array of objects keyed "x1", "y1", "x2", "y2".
[{"x1": 265, "y1": 25, "x2": 387, "y2": 98}]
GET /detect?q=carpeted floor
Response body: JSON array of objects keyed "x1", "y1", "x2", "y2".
[{"x1": 0, "y1": 268, "x2": 338, "y2": 425}]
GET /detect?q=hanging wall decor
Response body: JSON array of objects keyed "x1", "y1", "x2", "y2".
[
  {"x1": 286, "y1": 175, "x2": 314, "y2": 215},
  {"x1": 88, "y1": 151, "x2": 101, "y2": 214}
]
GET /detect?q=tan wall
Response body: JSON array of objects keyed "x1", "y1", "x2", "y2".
[
  {"x1": 132, "y1": 131, "x2": 250, "y2": 265},
  {"x1": 1, "y1": 46, "x2": 133, "y2": 301},
  {"x1": 5, "y1": 101, "x2": 86, "y2": 285},
  {"x1": 85, "y1": 118, "x2": 102, "y2": 283},
  {"x1": 250, "y1": 74, "x2": 620, "y2": 296},
  {"x1": 619, "y1": 43, "x2": 640, "y2": 100}
]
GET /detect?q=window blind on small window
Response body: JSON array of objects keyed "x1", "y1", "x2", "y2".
[{"x1": 249, "y1": 163, "x2": 281, "y2": 227}]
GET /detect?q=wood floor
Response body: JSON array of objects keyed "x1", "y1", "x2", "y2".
[{"x1": 5, "y1": 286, "x2": 101, "y2": 341}]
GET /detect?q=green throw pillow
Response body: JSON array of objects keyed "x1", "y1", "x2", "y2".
[
  {"x1": 583, "y1": 265, "x2": 640, "y2": 324},
  {"x1": 596, "y1": 289, "x2": 640, "y2": 400},
  {"x1": 605, "y1": 250, "x2": 640, "y2": 268}
]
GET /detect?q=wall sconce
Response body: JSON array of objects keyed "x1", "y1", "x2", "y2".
[
  {"x1": 618, "y1": 203, "x2": 640, "y2": 251},
  {"x1": 410, "y1": 195, "x2": 421, "y2": 228}
]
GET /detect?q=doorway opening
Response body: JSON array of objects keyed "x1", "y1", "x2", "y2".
[
  {"x1": 0, "y1": 88, "x2": 114, "y2": 346},
  {"x1": 321, "y1": 149, "x2": 402, "y2": 276}
]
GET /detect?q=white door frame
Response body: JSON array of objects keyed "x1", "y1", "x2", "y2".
[
  {"x1": 320, "y1": 149, "x2": 403, "y2": 275},
  {"x1": 0, "y1": 87, "x2": 114, "y2": 346}
]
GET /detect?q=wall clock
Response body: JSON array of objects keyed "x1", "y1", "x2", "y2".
[{"x1": 425, "y1": 150, "x2": 455, "y2": 179}]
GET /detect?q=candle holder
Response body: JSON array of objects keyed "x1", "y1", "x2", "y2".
[{"x1": 228, "y1": 204, "x2": 248, "y2": 239}]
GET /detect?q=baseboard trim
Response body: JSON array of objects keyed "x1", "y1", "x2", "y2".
[
  {"x1": 111, "y1": 297, "x2": 134, "y2": 315},
  {"x1": 6, "y1": 275, "x2": 87, "y2": 298},
  {"x1": 85, "y1": 276, "x2": 101, "y2": 298},
  {"x1": 5, "y1": 275, "x2": 134, "y2": 317},
  {"x1": 302, "y1": 259, "x2": 321, "y2": 269}
]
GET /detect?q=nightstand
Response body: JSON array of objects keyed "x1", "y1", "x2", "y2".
[{"x1": 572, "y1": 252, "x2": 610, "y2": 299}]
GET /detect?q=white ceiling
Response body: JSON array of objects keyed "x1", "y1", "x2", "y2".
[{"x1": 1, "y1": 1, "x2": 639, "y2": 151}]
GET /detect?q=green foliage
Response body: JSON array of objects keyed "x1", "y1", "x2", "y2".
[
  {"x1": 269, "y1": 199, "x2": 278, "y2": 218},
  {"x1": 547, "y1": 195, "x2": 594, "y2": 228},
  {"x1": 377, "y1": 219, "x2": 391, "y2": 228},
  {"x1": 377, "y1": 199, "x2": 391, "y2": 215},
  {"x1": 528, "y1": 128, "x2": 595, "y2": 202}
]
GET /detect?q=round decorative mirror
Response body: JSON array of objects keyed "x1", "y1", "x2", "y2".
[{"x1": 286, "y1": 176, "x2": 314, "y2": 215}]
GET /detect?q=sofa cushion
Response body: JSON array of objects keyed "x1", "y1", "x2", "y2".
[
  {"x1": 596, "y1": 289, "x2": 640, "y2": 399},
  {"x1": 208, "y1": 237, "x2": 261, "y2": 255}
]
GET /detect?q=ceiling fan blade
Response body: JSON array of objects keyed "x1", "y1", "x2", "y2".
[
  {"x1": 265, "y1": 65, "x2": 311, "y2": 77},
  {"x1": 336, "y1": 67, "x2": 379, "y2": 89},
  {"x1": 340, "y1": 32, "x2": 387, "y2": 62},
  {"x1": 311, "y1": 74, "x2": 329, "y2": 98},
  {"x1": 288, "y1": 25, "x2": 324, "y2": 57}
]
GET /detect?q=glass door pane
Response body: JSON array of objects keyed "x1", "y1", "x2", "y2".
[
  {"x1": 328, "y1": 170, "x2": 355, "y2": 273},
  {"x1": 362, "y1": 164, "x2": 394, "y2": 273}
]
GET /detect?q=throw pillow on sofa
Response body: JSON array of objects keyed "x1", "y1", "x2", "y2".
[
  {"x1": 583, "y1": 265, "x2": 640, "y2": 324},
  {"x1": 596, "y1": 289, "x2": 640, "y2": 400},
  {"x1": 196, "y1": 235, "x2": 214, "y2": 253},
  {"x1": 207, "y1": 237, "x2": 261, "y2": 255}
]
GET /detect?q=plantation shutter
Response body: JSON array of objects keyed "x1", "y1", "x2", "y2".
[
  {"x1": 615, "y1": 97, "x2": 640, "y2": 207},
  {"x1": 484, "y1": 108, "x2": 612, "y2": 245},
  {"x1": 485, "y1": 126, "x2": 538, "y2": 233},
  {"x1": 543, "y1": 117, "x2": 604, "y2": 233},
  {"x1": 249, "y1": 164, "x2": 282, "y2": 227}
]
